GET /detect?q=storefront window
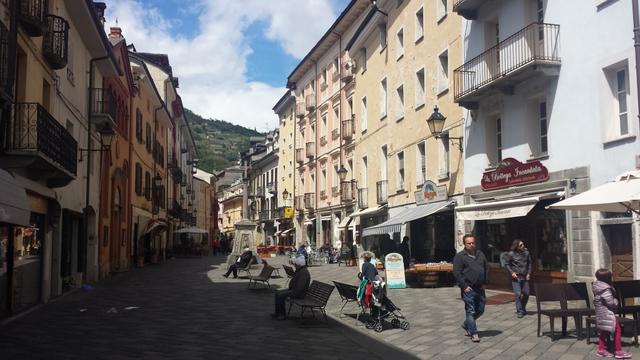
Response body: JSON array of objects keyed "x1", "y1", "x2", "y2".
[
  {"x1": 535, "y1": 209, "x2": 567, "y2": 271},
  {"x1": 12, "y1": 213, "x2": 45, "y2": 312}
]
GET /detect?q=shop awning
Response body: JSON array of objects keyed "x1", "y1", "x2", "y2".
[
  {"x1": 143, "y1": 219, "x2": 168, "y2": 236},
  {"x1": 274, "y1": 231, "x2": 282, "y2": 237},
  {"x1": 338, "y1": 216, "x2": 352, "y2": 229},
  {"x1": 303, "y1": 218, "x2": 316, "y2": 226},
  {"x1": 0, "y1": 169, "x2": 30, "y2": 227},
  {"x1": 362, "y1": 200, "x2": 454, "y2": 237},
  {"x1": 282, "y1": 228, "x2": 295, "y2": 234},
  {"x1": 320, "y1": 215, "x2": 332, "y2": 221},
  {"x1": 456, "y1": 192, "x2": 564, "y2": 221},
  {"x1": 349, "y1": 205, "x2": 386, "y2": 218},
  {"x1": 173, "y1": 227, "x2": 207, "y2": 234}
]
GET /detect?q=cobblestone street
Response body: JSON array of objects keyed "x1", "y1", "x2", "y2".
[{"x1": 2, "y1": 255, "x2": 639, "y2": 360}]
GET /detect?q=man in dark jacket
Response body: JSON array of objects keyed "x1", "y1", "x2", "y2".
[
  {"x1": 506, "y1": 239, "x2": 532, "y2": 318},
  {"x1": 271, "y1": 255, "x2": 311, "y2": 320},
  {"x1": 223, "y1": 248, "x2": 253, "y2": 278},
  {"x1": 453, "y1": 234, "x2": 488, "y2": 343}
]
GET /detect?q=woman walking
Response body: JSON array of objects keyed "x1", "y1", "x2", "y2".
[{"x1": 506, "y1": 239, "x2": 531, "y2": 318}]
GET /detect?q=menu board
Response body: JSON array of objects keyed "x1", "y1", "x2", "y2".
[{"x1": 385, "y1": 253, "x2": 406, "y2": 289}]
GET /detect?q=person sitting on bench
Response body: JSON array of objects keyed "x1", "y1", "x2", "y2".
[
  {"x1": 271, "y1": 255, "x2": 310, "y2": 320},
  {"x1": 223, "y1": 248, "x2": 253, "y2": 278}
]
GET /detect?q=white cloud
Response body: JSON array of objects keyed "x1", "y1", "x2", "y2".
[{"x1": 104, "y1": 0, "x2": 341, "y2": 131}]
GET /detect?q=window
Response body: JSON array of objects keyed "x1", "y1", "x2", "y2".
[
  {"x1": 334, "y1": 164, "x2": 340, "y2": 187},
  {"x1": 145, "y1": 123, "x2": 152, "y2": 152},
  {"x1": 396, "y1": 28, "x2": 404, "y2": 60},
  {"x1": 496, "y1": 117, "x2": 503, "y2": 162},
  {"x1": 437, "y1": 0, "x2": 447, "y2": 22},
  {"x1": 135, "y1": 109, "x2": 142, "y2": 143},
  {"x1": 438, "y1": 50, "x2": 449, "y2": 94},
  {"x1": 321, "y1": 68, "x2": 327, "y2": 89},
  {"x1": 380, "y1": 145, "x2": 388, "y2": 181},
  {"x1": 361, "y1": 156, "x2": 368, "y2": 187},
  {"x1": 438, "y1": 133, "x2": 450, "y2": 179},
  {"x1": 333, "y1": 106, "x2": 340, "y2": 132},
  {"x1": 321, "y1": 113, "x2": 328, "y2": 138},
  {"x1": 616, "y1": 69, "x2": 629, "y2": 136},
  {"x1": 379, "y1": 23, "x2": 387, "y2": 49},
  {"x1": 539, "y1": 102, "x2": 548, "y2": 154},
  {"x1": 333, "y1": 57, "x2": 339, "y2": 75},
  {"x1": 359, "y1": 47, "x2": 367, "y2": 72},
  {"x1": 380, "y1": 77, "x2": 388, "y2": 119},
  {"x1": 415, "y1": 7, "x2": 424, "y2": 42},
  {"x1": 536, "y1": 0, "x2": 544, "y2": 39},
  {"x1": 135, "y1": 163, "x2": 142, "y2": 195},
  {"x1": 144, "y1": 171, "x2": 151, "y2": 200},
  {"x1": 416, "y1": 141, "x2": 426, "y2": 185},
  {"x1": 321, "y1": 169, "x2": 327, "y2": 196},
  {"x1": 361, "y1": 97, "x2": 368, "y2": 132},
  {"x1": 397, "y1": 151, "x2": 405, "y2": 191},
  {"x1": 65, "y1": 120, "x2": 74, "y2": 137},
  {"x1": 415, "y1": 68, "x2": 425, "y2": 108},
  {"x1": 396, "y1": 84, "x2": 404, "y2": 120}
]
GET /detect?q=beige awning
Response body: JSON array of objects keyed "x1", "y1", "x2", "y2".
[
  {"x1": 456, "y1": 192, "x2": 563, "y2": 221},
  {"x1": 0, "y1": 169, "x2": 30, "y2": 227},
  {"x1": 349, "y1": 205, "x2": 386, "y2": 218},
  {"x1": 338, "y1": 216, "x2": 352, "y2": 229}
]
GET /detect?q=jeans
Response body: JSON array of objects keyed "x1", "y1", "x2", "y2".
[
  {"x1": 462, "y1": 287, "x2": 486, "y2": 336},
  {"x1": 275, "y1": 289, "x2": 294, "y2": 315},
  {"x1": 511, "y1": 279, "x2": 530, "y2": 315}
]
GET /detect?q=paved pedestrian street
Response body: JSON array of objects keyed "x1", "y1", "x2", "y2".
[{"x1": 1, "y1": 255, "x2": 639, "y2": 360}]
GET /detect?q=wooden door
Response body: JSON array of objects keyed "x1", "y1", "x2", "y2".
[{"x1": 604, "y1": 224, "x2": 634, "y2": 281}]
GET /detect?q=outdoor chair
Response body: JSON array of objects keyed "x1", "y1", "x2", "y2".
[
  {"x1": 247, "y1": 264, "x2": 275, "y2": 289},
  {"x1": 563, "y1": 282, "x2": 595, "y2": 338},
  {"x1": 333, "y1": 281, "x2": 366, "y2": 320},
  {"x1": 282, "y1": 265, "x2": 295, "y2": 279},
  {"x1": 288, "y1": 280, "x2": 335, "y2": 323},
  {"x1": 614, "y1": 280, "x2": 640, "y2": 326},
  {"x1": 261, "y1": 260, "x2": 280, "y2": 277},
  {"x1": 535, "y1": 283, "x2": 580, "y2": 339}
]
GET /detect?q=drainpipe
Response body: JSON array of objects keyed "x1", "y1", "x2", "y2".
[
  {"x1": 85, "y1": 55, "x2": 110, "y2": 279},
  {"x1": 632, "y1": 0, "x2": 640, "y2": 129}
]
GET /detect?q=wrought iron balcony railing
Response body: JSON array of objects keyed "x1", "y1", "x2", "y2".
[
  {"x1": 376, "y1": 180, "x2": 388, "y2": 205},
  {"x1": 340, "y1": 181, "x2": 356, "y2": 203},
  {"x1": 358, "y1": 188, "x2": 368, "y2": 209},
  {"x1": 5, "y1": 103, "x2": 77, "y2": 186},
  {"x1": 90, "y1": 88, "x2": 117, "y2": 130},
  {"x1": 43, "y1": 15, "x2": 69, "y2": 70},
  {"x1": 305, "y1": 142, "x2": 315, "y2": 159},
  {"x1": 295, "y1": 195, "x2": 304, "y2": 211},
  {"x1": 295, "y1": 148, "x2": 304, "y2": 164},
  {"x1": 259, "y1": 209, "x2": 275, "y2": 222},
  {"x1": 304, "y1": 193, "x2": 315, "y2": 210},
  {"x1": 453, "y1": 23, "x2": 560, "y2": 105},
  {"x1": 296, "y1": 102, "x2": 305, "y2": 117},
  {"x1": 305, "y1": 94, "x2": 315, "y2": 111},
  {"x1": 19, "y1": 0, "x2": 47, "y2": 36},
  {"x1": 341, "y1": 116, "x2": 354, "y2": 141},
  {"x1": 267, "y1": 182, "x2": 276, "y2": 194}
]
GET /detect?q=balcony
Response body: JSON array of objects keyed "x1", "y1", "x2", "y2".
[
  {"x1": 305, "y1": 94, "x2": 316, "y2": 111},
  {"x1": 90, "y1": 88, "x2": 117, "y2": 131},
  {"x1": 267, "y1": 182, "x2": 276, "y2": 194},
  {"x1": 341, "y1": 116, "x2": 354, "y2": 141},
  {"x1": 19, "y1": 0, "x2": 47, "y2": 36},
  {"x1": 331, "y1": 128, "x2": 339, "y2": 140},
  {"x1": 341, "y1": 65, "x2": 354, "y2": 83},
  {"x1": 0, "y1": 21, "x2": 11, "y2": 103},
  {"x1": 452, "y1": 0, "x2": 487, "y2": 20},
  {"x1": 332, "y1": 185, "x2": 340, "y2": 197},
  {"x1": 259, "y1": 210, "x2": 275, "y2": 222},
  {"x1": 358, "y1": 188, "x2": 368, "y2": 209},
  {"x1": 340, "y1": 181, "x2": 356, "y2": 203},
  {"x1": 43, "y1": 15, "x2": 69, "y2": 70},
  {"x1": 320, "y1": 135, "x2": 327, "y2": 146},
  {"x1": 295, "y1": 195, "x2": 304, "y2": 211},
  {"x1": 305, "y1": 142, "x2": 315, "y2": 159},
  {"x1": 254, "y1": 186, "x2": 265, "y2": 198},
  {"x1": 320, "y1": 190, "x2": 327, "y2": 199},
  {"x1": 304, "y1": 193, "x2": 315, "y2": 210},
  {"x1": 296, "y1": 102, "x2": 305, "y2": 117},
  {"x1": 376, "y1": 180, "x2": 388, "y2": 205},
  {"x1": 295, "y1": 148, "x2": 304, "y2": 164},
  {"x1": 453, "y1": 23, "x2": 561, "y2": 108},
  {"x1": 167, "y1": 198, "x2": 182, "y2": 218},
  {"x1": 1, "y1": 103, "x2": 77, "y2": 187}
]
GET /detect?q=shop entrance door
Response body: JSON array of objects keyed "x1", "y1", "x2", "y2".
[{"x1": 603, "y1": 224, "x2": 634, "y2": 281}]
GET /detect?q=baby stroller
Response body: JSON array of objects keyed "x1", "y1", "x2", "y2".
[{"x1": 365, "y1": 280, "x2": 410, "y2": 332}]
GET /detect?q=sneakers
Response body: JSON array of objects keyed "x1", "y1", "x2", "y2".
[
  {"x1": 614, "y1": 351, "x2": 632, "y2": 359},
  {"x1": 222, "y1": 274, "x2": 229, "y2": 278},
  {"x1": 471, "y1": 334, "x2": 480, "y2": 343},
  {"x1": 596, "y1": 350, "x2": 614, "y2": 358},
  {"x1": 517, "y1": 313, "x2": 524, "y2": 318}
]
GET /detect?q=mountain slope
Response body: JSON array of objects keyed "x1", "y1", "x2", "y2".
[{"x1": 184, "y1": 108, "x2": 262, "y2": 173}]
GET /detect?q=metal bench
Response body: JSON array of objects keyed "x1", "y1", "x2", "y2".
[
  {"x1": 288, "y1": 280, "x2": 334, "y2": 323},
  {"x1": 282, "y1": 265, "x2": 295, "y2": 279},
  {"x1": 333, "y1": 281, "x2": 366, "y2": 320},
  {"x1": 247, "y1": 264, "x2": 275, "y2": 289}
]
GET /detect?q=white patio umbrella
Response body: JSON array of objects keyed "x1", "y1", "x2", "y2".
[{"x1": 548, "y1": 170, "x2": 640, "y2": 214}]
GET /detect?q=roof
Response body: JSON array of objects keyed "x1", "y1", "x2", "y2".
[{"x1": 193, "y1": 168, "x2": 214, "y2": 183}]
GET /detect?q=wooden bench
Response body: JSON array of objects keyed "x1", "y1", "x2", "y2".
[
  {"x1": 282, "y1": 265, "x2": 295, "y2": 279},
  {"x1": 288, "y1": 280, "x2": 334, "y2": 323},
  {"x1": 333, "y1": 281, "x2": 366, "y2": 320},
  {"x1": 248, "y1": 264, "x2": 275, "y2": 289},
  {"x1": 261, "y1": 260, "x2": 281, "y2": 277}
]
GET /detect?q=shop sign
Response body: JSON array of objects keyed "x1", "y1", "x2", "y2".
[
  {"x1": 283, "y1": 207, "x2": 294, "y2": 218},
  {"x1": 384, "y1": 253, "x2": 406, "y2": 289},
  {"x1": 481, "y1": 158, "x2": 549, "y2": 191},
  {"x1": 415, "y1": 181, "x2": 447, "y2": 205}
]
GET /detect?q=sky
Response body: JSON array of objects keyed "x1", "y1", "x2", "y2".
[{"x1": 104, "y1": 0, "x2": 351, "y2": 132}]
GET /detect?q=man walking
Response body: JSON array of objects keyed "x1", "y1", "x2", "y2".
[
  {"x1": 506, "y1": 239, "x2": 531, "y2": 318},
  {"x1": 453, "y1": 234, "x2": 489, "y2": 343}
]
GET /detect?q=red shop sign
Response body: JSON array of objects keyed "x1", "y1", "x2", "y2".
[{"x1": 481, "y1": 158, "x2": 549, "y2": 191}]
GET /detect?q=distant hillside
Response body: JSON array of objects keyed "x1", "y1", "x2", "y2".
[{"x1": 184, "y1": 108, "x2": 262, "y2": 172}]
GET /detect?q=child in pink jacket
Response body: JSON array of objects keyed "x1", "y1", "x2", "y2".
[{"x1": 592, "y1": 268, "x2": 632, "y2": 358}]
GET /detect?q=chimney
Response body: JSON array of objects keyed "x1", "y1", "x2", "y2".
[
  {"x1": 110, "y1": 27, "x2": 122, "y2": 39},
  {"x1": 93, "y1": 2, "x2": 107, "y2": 26}
]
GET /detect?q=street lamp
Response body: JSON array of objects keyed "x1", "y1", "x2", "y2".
[
  {"x1": 153, "y1": 175, "x2": 162, "y2": 188},
  {"x1": 79, "y1": 123, "x2": 116, "y2": 161},
  {"x1": 282, "y1": 188, "x2": 289, "y2": 201},
  {"x1": 337, "y1": 165, "x2": 348, "y2": 182},
  {"x1": 426, "y1": 106, "x2": 463, "y2": 152}
]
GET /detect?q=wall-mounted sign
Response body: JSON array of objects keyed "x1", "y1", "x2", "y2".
[
  {"x1": 384, "y1": 253, "x2": 406, "y2": 289},
  {"x1": 481, "y1": 158, "x2": 549, "y2": 191},
  {"x1": 283, "y1": 207, "x2": 294, "y2": 218},
  {"x1": 415, "y1": 180, "x2": 447, "y2": 205}
]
